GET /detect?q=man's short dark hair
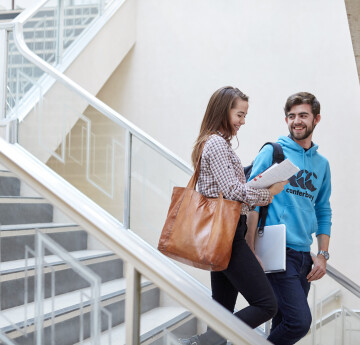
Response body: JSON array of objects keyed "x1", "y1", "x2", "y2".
[{"x1": 284, "y1": 92, "x2": 320, "y2": 117}]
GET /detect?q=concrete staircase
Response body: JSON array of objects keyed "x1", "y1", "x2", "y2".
[{"x1": 0, "y1": 167, "x2": 198, "y2": 344}]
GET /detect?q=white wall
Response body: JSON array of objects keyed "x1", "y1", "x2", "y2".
[{"x1": 97, "y1": 0, "x2": 360, "y2": 284}]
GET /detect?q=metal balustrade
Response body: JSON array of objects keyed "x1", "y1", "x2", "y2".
[
  {"x1": 0, "y1": 138, "x2": 271, "y2": 345},
  {"x1": 0, "y1": 0, "x2": 115, "y2": 120}
]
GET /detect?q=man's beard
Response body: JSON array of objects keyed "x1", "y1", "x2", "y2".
[{"x1": 290, "y1": 121, "x2": 316, "y2": 140}]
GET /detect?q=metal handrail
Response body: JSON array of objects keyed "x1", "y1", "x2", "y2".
[
  {"x1": 309, "y1": 251, "x2": 360, "y2": 299},
  {"x1": 326, "y1": 264, "x2": 360, "y2": 299},
  {"x1": 0, "y1": 137, "x2": 269, "y2": 345}
]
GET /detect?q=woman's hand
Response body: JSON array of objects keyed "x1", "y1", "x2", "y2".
[{"x1": 268, "y1": 180, "x2": 288, "y2": 202}]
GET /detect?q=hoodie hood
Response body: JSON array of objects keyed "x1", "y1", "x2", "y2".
[
  {"x1": 277, "y1": 135, "x2": 318, "y2": 154},
  {"x1": 277, "y1": 136, "x2": 319, "y2": 178}
]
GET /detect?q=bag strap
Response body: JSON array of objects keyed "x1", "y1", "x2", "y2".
[
  {"x1": 259, "y1": 142, "x2": 284, "y2": 164},
  {"x1": 186, "y1": 139, "x2": 224, "y2": 199},
  {"x1": 187, "y1": 142, "x2": 205, "y2": 190},
  {"x1": 258, "y1": 142, "x2": 284, "y2": 235}
]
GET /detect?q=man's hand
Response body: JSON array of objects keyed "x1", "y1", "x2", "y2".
[{"x1": 307, "y1": 255, "x2": 327, "y2": 282}]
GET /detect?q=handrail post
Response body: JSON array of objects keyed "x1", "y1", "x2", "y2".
[
  {"x1": 0, "y1": 28, "x2": 9, "y2": 120},
  {"x1": 35, "y1": 231, "x2": 45, "y2": 345},
  {"x1": 341, "y1": 306, "x2": 345, "y2": 345},
  {"x1": 90, "y1": 279, "x2": 101, "y2": 345},
  {"x1": 99, "y1": 0, "x2": 105, "y2": 16},
  {"x1": 56, "y1": 0, "x2": 64, "y2": 65},
  {"x1": 124, "y1": 129, "x2": 132, "y2": 229},
  {"x1": 8, "y1": 118, "x2": 18, "y2": 144},
  {"x1": 125, "y1": 263, "x2": 141, "y2": 345}
]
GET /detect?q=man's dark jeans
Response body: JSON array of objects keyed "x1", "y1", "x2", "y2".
[{"x1": 267, "y1": 247, "x2": 313, "y2": 345}]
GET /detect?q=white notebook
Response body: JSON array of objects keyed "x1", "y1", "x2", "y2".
[{"x1": 254, "y1": 224, "x2": 286, "y2": 273}]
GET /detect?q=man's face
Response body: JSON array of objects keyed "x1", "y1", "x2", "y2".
[{"x1": 285, "y1": 104, "x2": 320, "y2": 141}]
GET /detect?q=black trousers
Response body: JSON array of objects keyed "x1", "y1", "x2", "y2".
[{"x1": 198, "y1": 215, "x2": 278, "y2": 345}]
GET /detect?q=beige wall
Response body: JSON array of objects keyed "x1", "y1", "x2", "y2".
[{"x1": 97, "y1": 0, "x2": 360, "y2": 286}]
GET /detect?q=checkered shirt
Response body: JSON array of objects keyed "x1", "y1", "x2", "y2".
[{"x1": 197, "y1": 134, "x2": 270, "y2": 214}]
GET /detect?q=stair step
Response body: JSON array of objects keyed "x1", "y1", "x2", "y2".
[
  {"x1": 0, "y1": 278, "x2": 127, "y2": 330},
  {"x1": 0, "y1": 170, "x2": 13, "y2": 177},
  {"x1": 0, "y1": 249, "x2": 114, "y2": 275},
  {"x1": 0, "y1": 176, "x2": 20, "y2": 196},
  {"x1": 1, "y1": 223, "x2": 87, "y2": 262},
  {"x1": 75, "y1": 307, "x2": 191, "y2": 345},
  {"x1": 0, "y1": 223, "x2": 81, "y2": 236},
  {"x1": 1, "y1": 278, "x2": 153, "y2": 333},
  {"x1": 0, "y1": 199, "x2": 53, "y2": 225},
  {"x1": 1, "y1": 250, "x2": 123, "y2": 310},
  {"x1": 0, "y1": 196, "x2": 48, "y2": 203}
]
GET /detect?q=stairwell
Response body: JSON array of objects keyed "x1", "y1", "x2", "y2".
[{"x1": 1, "y1": 1, "x2": 359, "y2": 344}]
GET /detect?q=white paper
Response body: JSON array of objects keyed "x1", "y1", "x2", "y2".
[{"x1": 246, "y1": 159, "x2": 299, "y2": 189}]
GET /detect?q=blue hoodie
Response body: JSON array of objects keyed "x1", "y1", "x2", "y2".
[{"x1": 249, "y1": 136, "x2": 332, "y2": 252}]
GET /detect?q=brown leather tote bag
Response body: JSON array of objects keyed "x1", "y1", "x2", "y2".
[{"x1": 157, "y1": 145, "x2": 242, "y2": 271}]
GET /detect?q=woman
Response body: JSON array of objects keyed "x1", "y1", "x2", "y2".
[{"x1": 179, "y1": 86, "x2": 287, "y2": 345}]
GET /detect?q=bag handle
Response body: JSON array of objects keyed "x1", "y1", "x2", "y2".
[
  {"x1": 186, "y1": 140, "x2": 225, "y2": 200},
  {"x1": 187, "y1": 142, "x2": 205, "y2": 190}
]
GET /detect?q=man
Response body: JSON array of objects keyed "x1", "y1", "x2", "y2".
[{"x1": 246, "y1": 92, "x2": 332, "y2": 345}]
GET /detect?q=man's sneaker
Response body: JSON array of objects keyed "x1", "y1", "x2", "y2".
[{"x1": 178, "y1": 335, "x2": 201, "y2": 345}]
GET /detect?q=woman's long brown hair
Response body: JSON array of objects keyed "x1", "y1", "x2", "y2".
[{"x1": 191, "y1": 86, "x2": 249, "y2": 168}]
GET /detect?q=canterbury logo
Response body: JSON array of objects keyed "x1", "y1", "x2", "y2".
[{"x1": 289, "y1": 170, "x2": 317, "y2": 192}]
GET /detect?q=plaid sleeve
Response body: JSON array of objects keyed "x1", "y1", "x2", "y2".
[{"x1": 203, "y1": 136, "x2": 270, "y2": 207}]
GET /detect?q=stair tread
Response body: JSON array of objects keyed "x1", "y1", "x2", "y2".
[
  {"x1": 0, "y1": 170, "x2": 13, "y2": 176},
  {"x1": 0, "y1": 249, "x2": 114, "y2": 273},
  {"x1": 0, "y1": 222, "x2": 79, "y2": 231},
  {"x1": 0, "y1": 196, "x2": 48, "y2": 203},
  {"x1": 75, "y1": 306, "x2": 190, "y2": 345},
  {"x1": 0, "y1": 277, "x2": 151, "y2": 330}
]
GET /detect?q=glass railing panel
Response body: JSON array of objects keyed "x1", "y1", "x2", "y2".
[
  {"x1": 22, "y1": 2, "x2": 58, "y2": 66},
  {"x1": 6, "y1": 30, "x2": 46, "y2": 116},
  {"x1": 129, "y1": 137, "x2": 213, "y2": 289},
  {"x1": 15, "y1": 76, "x2": 126, "y2": 223},
  {"x1": 296, "y1": 272, "x2": 360, "y2": 345},
  {"x1": 0, "y1": 161, "x2": 124, "y2": 345},
  {"x1": 130, "y1": 135, "x2": 191, "y2": 247},
  {"x1": 140, "y1": 276, "x2": 230, "y2": 345},
  {"x1": 21, "y1": 0, "x2": 102, "y2": 62},
  {"x1": 341, "y1": 307, "x2": 360, "y2": 345},
  {"x1": 5, "y1": 0, "x2": 104, "y2": 118},
  {"x1": 62, "y1": 0, "x2": 101, "y2": 52}
]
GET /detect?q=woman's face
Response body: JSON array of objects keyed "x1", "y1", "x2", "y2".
[{"x1": 228, "y1": 99, "x2": 248, "y2": 135}]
